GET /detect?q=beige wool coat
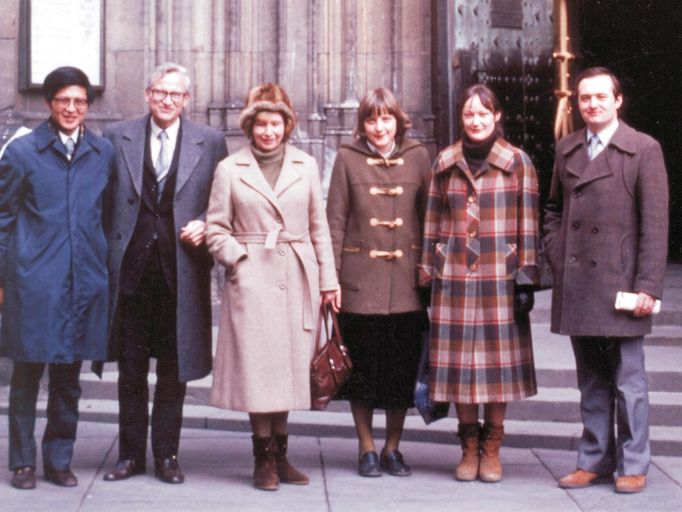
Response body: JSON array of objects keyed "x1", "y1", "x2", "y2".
[{"x1": 206, "y1": 144, "x2": 338, "y2": 413}]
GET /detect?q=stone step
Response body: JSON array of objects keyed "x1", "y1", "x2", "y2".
[
  {"x1": 2, "y1": 397, "x2": 680, "y2": 456},
  {"x1": 77, "y1": 371, "x2": 682, "y2": 427}
]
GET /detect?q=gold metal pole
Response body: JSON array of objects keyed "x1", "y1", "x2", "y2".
[{"x1": 553, "y1": 0, "x2": 575, "y2": 140}]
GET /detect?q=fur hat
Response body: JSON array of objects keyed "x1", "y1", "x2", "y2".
[{"x1": 239, "y1": 83, "x2": 296, "y2": 140}]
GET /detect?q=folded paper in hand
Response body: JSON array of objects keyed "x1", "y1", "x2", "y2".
[{"x1": 614, "y1": 291, "x2": 661, "y2": 315}]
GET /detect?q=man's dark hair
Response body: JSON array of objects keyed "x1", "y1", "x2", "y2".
[
  {"x1": 42, "y1": 66, "x2": 95, "y2": 104},
  {"x1": 575, "y1": 66, "x2": 622, "y2": 98}
]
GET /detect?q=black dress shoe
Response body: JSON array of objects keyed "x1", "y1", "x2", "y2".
[
  {"x1": 44, "y1": 467, "x2": 78, "y2": 487},
  {"x1": 358, "y1": 451, "x2": 382, "y2": 477},
  {"x1": 154, "y1": 456, "x2": 184, "y2": 484},
  {"x1": 380, "y1": 449, "x2": 412, "y2": 476},
  {"x1": 11, "y1": 466, "x2": 36, "y2": 490},
  {"x1": 103, "y1": 459, "x2": 146, "y2": 481}
]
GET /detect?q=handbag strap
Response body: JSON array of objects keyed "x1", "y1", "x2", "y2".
[{"x1": 314, "y1": 303, "x2": 342, "y2": 355}]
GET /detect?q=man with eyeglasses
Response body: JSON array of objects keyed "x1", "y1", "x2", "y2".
[
  {"x1": 101, "y1": 62, "x2": 227, "y2": 484},
  {"x1": 0, "y1": 67, "x2": 113, "y2": 489}
]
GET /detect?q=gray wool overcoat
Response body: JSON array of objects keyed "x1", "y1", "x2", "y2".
[
  {"x1": 543, "y1": 122, "x2": 668, "y2": 337},
  {"x1": 103, "y1": 115, "x2": 228, "y2": 382}
]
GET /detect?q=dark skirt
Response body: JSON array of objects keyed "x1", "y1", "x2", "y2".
[{"x1": 337, "y1": 311, "x2": 427, "y2": 409}]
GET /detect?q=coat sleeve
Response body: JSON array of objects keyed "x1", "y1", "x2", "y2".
[
  {"x1": 515, "y1": 150, "x2": 540, "y2": 286},
  {"x1": 416, "y1": 146, "x2": 432, "y2": 232},
  {"x1": 633, "y1": 138, "x2": 669, "y2": 298},
  {"x1": 0, "y1": 142, "x2": 24, "y2": 288},
  {"x1": 542, "y1": 149, "x2": 564, "y2": 270},
  {"x1": 196, "y1": 130, "x2": 229, "y2": 223},
  {"x1": 418, "y1": 158, "x2": 443, "y2": 287},
  {"x1": 206, "y1": 161, "x2": 248, "y2": 270},
  {"x1": 308, "y1": 157, "x2": 339, "y2": 292},
  {"x1": 325, "y1": 151, "x2": 349, "y2": 275}
]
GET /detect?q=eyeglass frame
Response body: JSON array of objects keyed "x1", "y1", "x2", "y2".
[
  {"x1": 148, "y1": 88, "x2": 188, "y2": 104},
  {"x1": 52, "y1": 97, "x2": 89, "y2": 112}
]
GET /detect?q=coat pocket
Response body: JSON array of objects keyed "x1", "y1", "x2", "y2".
[
  {"x1": 505, "y1": 243, "x2": 519, "y2": 277},
  {"x1": 339, "y1": 240, "x2": 363, "y2": 290}
]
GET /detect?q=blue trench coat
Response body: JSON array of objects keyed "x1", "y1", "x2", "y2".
[{"x1": 0, "y1": 121, "x2": 113, "y2": 363}]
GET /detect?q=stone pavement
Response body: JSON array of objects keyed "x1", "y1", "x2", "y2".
[{"x1": 1, "y1": 419, "x2": 681, "y2": 512}]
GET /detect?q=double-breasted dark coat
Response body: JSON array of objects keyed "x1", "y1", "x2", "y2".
[
  {"x1": 543, "y1": 122, "x2": 669, "y2": 337},
  {"x1": 0, "y1": 121, "x2": 113, "y2": 363},
  {"x1": 326, "y1": 138, "x2": 431, "y2": 314},
  {"x1": 103, "y1": 116, "x2": 228, "y2": 383},
  {"x1": 419, "y1": 138, "x2": 540, "y2": 404}
]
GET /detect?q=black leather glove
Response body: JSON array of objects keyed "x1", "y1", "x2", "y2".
[
  {"x1": 418, "y1": 286, "x2": 432, "y2": 310},
  {"x1": 514, "y1": 285, "x2": 535, "y2": 316}
]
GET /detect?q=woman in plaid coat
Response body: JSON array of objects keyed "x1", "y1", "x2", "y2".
[{"x1": 419, "y1": 84, "x2": 540, "y2": 483}]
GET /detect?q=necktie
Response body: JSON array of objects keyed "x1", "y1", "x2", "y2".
[
  {"x1": 588, "y1": 134, "x2": 601, "y2": 160},
  {"x1": 155, "y1": 130, "x2": 171, "y2": 182},
  {"x1": 64, "y1": 137, "x2": 75, "y2": 160}
]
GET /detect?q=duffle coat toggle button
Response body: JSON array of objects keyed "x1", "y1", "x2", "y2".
[
  {"x1": 369, "y1": 185, "x2": 404, "y2": 196},
  {"x1": 366, "y1": 156, "x2": 405, "y2": 167},
  {"x1": 369, "y1": 249, "x2": 404, "y2": 260},
  {"x1": 370, "y1": 217, "x2": 403, "y2": 229}
]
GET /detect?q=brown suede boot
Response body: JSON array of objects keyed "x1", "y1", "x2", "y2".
[
  {"x1": 455, "y1": 422, "x2": 481, "y2": 481},
  {"x1": 252, "y1": 436, "x2": 279, "y2": 491},
  {"x1": 273, "y1": 434, "x2": 309, "y2": 485},
  {"x1": 479, "y1": 423, "x2": 504, "y2": 483}
]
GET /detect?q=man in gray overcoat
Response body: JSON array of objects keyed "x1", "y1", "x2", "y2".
[
  {"x1": 101, "y1": 63, "x2": 227, "y2": 484},
  {"x1": 543, "y1": 67, "x2": 668, "y2": 494}
]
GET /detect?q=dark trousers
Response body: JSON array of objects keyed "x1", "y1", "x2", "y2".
[
  {"x1": 570, "y1": 336, "x2": 650, "y2": 476},
  {"x1": 8, "y1": 361, "x2": 82, "y2": 471},
  {"x1": 117, "y1": 253, "x2": 186, "y2": 463}
]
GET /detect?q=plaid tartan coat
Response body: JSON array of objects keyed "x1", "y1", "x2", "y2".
[{"x1": 419, "y1": 138, "x2": 540, "y2": 403}]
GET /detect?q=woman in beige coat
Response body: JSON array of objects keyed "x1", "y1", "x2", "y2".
[{"x1": 206, "y1": 83, "x2": 340, "y2": 491}]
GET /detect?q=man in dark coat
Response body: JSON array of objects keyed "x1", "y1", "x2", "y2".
[
  {"x1": 0, "y1": 67, "x2": 113, "y2": 489},
  {"x1": 101, "y1": 62, "x2": 227, "y2": 484},
  {"x1": 543, "y1": 67, "x2": 668, "y2": 494}
]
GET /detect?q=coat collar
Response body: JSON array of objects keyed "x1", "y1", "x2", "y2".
[
  {"x1": 341, "y1": 137, "x2": 422, "y2": 159},
  {"x1": 560, "y1": 121, "x2": 637, "y2": 157},
  {"x1": 435, "y1": 138, "x2": 516, "y2": 176},
  {"x1": 234, "y1": 143, "x2": 305, "y2": 218},
  {"x1": 34, "y1": 119, "x2": 104, "y2": 162},
  {"x1": 559, "y1": 122, "x2": 638, "y2": 188},
  {"x1": 120, "y1": 115, "x2": 204, "y2": 196}
]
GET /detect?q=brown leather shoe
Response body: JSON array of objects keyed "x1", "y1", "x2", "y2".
[
  {"x1": 558, "y1": 469, "x2": 611, "y2": 489},
  {"x1": 615, "y1": 475, "x2": 646, "y2": 494},
  {"x1": 103, "y1": 458, "x2": 146, "y2": 481},
  {"x1": 154, "y1": 456, "x2": 185, "y2": 484},
  {"x1": 11, "y1": 466, "x2": 36, "y2": 490},
  {"x1": 44, "y1": 467, "x2": 78, "y2": 487}
]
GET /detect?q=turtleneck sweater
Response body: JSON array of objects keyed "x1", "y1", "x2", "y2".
[
  {"x1": 251, "y1": 143, "x2": 286, "y2": 189},
  {"x1": 462, "y1": 132, "x2": 498, "y2": 174}
]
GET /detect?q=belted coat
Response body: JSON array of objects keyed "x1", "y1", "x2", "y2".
[
  {"x1": 419, "y1": 138, "x2": 540, "y2": 404},
  {"x1": 0, "y1": 121, "x2": 113, "y2": 363},
  {"x1": 206, "y1": 144, "x2": 338, "y2": 412},
  {"x1": 326, "y1": 138, "x2": 431, "y2": 314},
  {"x1": 543, "y1": 122, "x2": 668, "y2": 337}
]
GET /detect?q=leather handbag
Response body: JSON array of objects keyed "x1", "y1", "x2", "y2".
[
  {"x1": 414, "y1": 330, "x2": 450, "y2": 424},
  {"x1": 310, "y1": 303, "x2": 353, "y2": 410}
]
